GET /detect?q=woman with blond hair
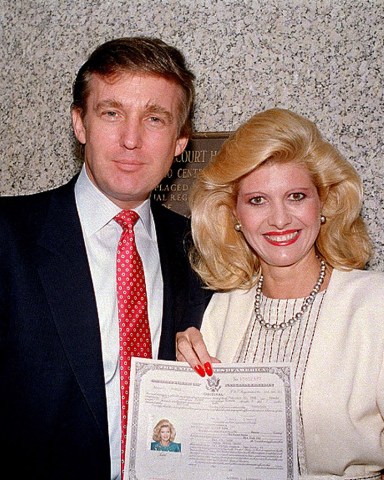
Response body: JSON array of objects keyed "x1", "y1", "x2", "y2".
[
  {"x1": 177, "y1": 108, "x2": 384, "y2": 479},
  {"x1": 151, "y1": 419, "x2": 181, "y2": 452}
]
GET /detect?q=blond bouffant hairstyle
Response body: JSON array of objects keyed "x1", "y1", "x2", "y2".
[
  {"x1": 189, "y1": 108, "x2": 372, "y2": 291},
  {"x1": 152, "y1": 419, "x2": 177, "y2": 442}
]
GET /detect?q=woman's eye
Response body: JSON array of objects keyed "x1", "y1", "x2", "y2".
[
  {"x1": 289, "y1": 192, "x2": 306, "y2": 201},
  {"x1": 250, "y1": 196, "x2": 265, "y2": 205}
]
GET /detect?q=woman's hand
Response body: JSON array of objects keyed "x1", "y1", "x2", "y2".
[{"x1": 176, "y1": 327, "x2": 220, "y2": 377}]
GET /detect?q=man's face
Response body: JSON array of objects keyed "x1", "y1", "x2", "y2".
[{"x1": 72, "y1": 72, "x2": 188, "y2": 209}]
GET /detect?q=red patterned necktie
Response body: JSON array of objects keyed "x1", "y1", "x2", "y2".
[{"x1": 115, "y1": 210, "x2": 152, "y2": 479}]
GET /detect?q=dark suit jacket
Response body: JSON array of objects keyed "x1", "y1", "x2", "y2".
[{"x1": 0, "y1": 177, "x2": 210, "y2": 479}]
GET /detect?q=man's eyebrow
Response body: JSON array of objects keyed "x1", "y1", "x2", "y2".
[
  {"x1": 145, "y1": 102, "x2": 174, "y2": 123},
  {"x1": 93, "y1": 99, "x2": 175, "y2": 123},
  {"x1": 94, "y1": 99, "x2": 123, "y2": 111}
]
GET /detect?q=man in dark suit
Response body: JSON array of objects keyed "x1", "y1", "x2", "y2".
[{"x1": 0, "y1": 37, "x2": 209, "y2": 480}]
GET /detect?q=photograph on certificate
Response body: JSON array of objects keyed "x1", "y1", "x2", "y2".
[{"x1": 126, "y1": 358, "x2": 298, "y2": 480}]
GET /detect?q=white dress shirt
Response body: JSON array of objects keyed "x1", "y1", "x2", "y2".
[{"x1": 75, "y1": 166, "x2": 163, "y2": 480}]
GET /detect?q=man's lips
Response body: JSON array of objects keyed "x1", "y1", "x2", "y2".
[
  {"x1": 114, "y1": 159, "x2": 145, "y2": 170},
  {"x1": 263, "y1": 229, "x2": 300, "y2": 246}
]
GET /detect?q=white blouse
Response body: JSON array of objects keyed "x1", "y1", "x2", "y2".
[
  {"x1": 236, "y1": 290, "x2": 327, "y2": 474},
  {"x1": 200, "y1": 269, "x2": 384, "y2": 480}
]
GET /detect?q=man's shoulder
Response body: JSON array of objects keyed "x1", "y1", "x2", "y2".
[
  {"x1": 0, "y1": 178, "x2": 76, "y2": 209},
  {"x1": 0, "y1": 192, "x2": 50, "y2": 228},
  {"x1": 0, "y1": 178, "x2": 77, "y2": 230},
  {"x1": 1, "y1": 189, "x2": 51, "y2": 207},
  {"x1": 151, "y1": 200, "x2": 190, "y2": 230}
]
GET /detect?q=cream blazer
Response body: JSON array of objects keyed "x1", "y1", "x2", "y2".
[{"x1": 201, "y1": 269, "x2": 384, "y2": 480}]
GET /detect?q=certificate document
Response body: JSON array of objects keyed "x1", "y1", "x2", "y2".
[{"x1": 126, "y1": 359, "x2": 298, "y2": 480}]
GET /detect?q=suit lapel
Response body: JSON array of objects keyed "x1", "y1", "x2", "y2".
[
  {"x1": 152, "y1": 201, "x2": 212, "y2": 359},
  {"x1": 151, "y1": 201, "x2": 187, "y2": 359},
  {"x1": 35, "y1": 180, "x2": 108, "y2": 441}
]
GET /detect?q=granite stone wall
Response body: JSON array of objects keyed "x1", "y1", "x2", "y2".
[{"x1": 1, "y1": 0, "x2": 383, "y2": 268}]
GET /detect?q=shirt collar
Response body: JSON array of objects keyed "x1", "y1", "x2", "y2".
[{"x1": 74, "y1": 165, "x2": 154, "y2": 238}]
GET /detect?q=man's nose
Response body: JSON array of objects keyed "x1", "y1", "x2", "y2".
[{"x1": 120, "y1": 118, "x2": 143, "y2": 149}]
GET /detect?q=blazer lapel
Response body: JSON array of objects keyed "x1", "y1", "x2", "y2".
[
  {"x1": 35, "y1": 180, "x2": 108, "y2": 441},
  {"x1": 151, "y1": 201, "x2": 190, "y2": 359},
  {"x1": 152, "y1": 200, "x2": 213, "y2": 359}
]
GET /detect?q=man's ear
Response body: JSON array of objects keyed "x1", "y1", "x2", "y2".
[
  {"x1": 174, "y1": 136, "x2": 189, "y2": 157},
  {"x1": 71, "y1": 108, "x2": 86, "y2": 145}
]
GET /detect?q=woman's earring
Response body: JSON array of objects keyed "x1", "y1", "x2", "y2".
[
  {"x1": 234, "y1": 223, "x2": 242, "y2": 232},
  {"x1": 320, "y1": 215, "x2": 326, "y2": 224}
]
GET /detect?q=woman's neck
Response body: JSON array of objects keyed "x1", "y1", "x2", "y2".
[{"x1": 260, "y1": 256, "x2": 331, "y2": 299}]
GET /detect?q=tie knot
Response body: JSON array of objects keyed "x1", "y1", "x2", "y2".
[{"x1": 114, "y1": 210, "x2": 139, "y2": 231}]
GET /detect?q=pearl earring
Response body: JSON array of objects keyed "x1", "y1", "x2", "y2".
[
  {"x1": 234, "y1": 223, "x2": 242, "y2": 232},
  {"x1": 320, "y1": 215, "x2": 326, "y2": 224}
]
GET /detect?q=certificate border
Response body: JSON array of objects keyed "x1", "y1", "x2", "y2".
[{"x1": 128, "y1": 361, "x2": 295, "y2": 480}]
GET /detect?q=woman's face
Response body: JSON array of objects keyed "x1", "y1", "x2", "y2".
[
  {"x1": 235, "y1": 161, "x2": 322, "y2": 271},
  {"x1": 160, "y1": 426, "x2": 171, "y2": 443}
]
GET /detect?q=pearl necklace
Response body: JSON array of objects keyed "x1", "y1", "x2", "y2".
[{"x1": 254, "y1": 259, "x2": 327, "y2": 330}]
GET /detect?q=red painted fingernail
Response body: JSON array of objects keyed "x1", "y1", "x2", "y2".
[
  {"x1": 194, "y1": 365, "x2": 205, "y2": 377},
  {"x1": 204, "y1": 362, "x2": 213, "y2": 376}
]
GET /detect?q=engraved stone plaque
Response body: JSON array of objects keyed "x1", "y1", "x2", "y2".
[{"x1": 152, "y1": 132, "x2": 231, "y2": 217}]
